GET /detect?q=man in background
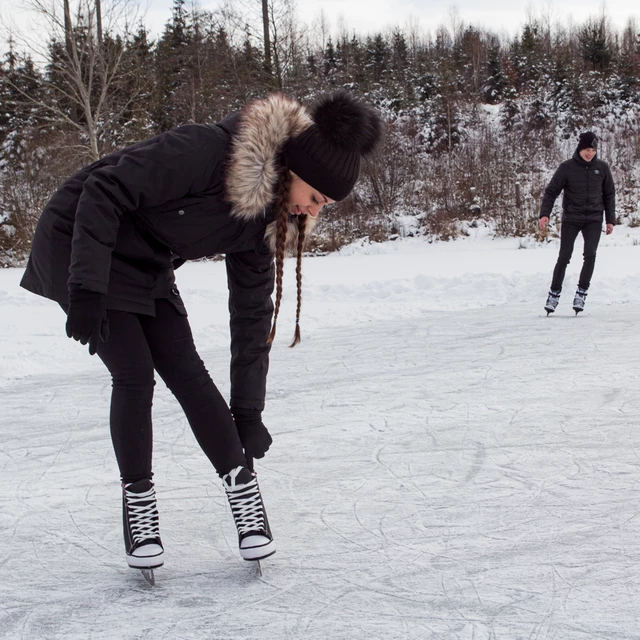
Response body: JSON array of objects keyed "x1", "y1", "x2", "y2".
[{"x1": 539, "y1": 131, "x2": 615, "y2": 315}]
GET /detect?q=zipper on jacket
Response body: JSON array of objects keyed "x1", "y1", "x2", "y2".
[{"x1": 585, "y1": 164, "x2": 590, "y2": 208}]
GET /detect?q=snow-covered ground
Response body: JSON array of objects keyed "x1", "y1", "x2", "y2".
[{"x1": 2, "y1": 228, "x2": 640, "y2": 639}]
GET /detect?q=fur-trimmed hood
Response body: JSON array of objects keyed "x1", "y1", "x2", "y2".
[{"x1": 225, "y1": 93, "x2": 317, "y2": 252}]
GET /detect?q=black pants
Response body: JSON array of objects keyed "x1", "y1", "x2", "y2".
[
  {"x1": 95, "y1": 299, "x2": 246, "y2": 483},
  {"x1": 550, "y1": 220, "x2": 602, "y2": 292}
]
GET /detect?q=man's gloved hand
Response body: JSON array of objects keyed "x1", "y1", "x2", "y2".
[
  {"x1": 231, "y1": 408, "x2": 273, "y2": 460},
  {"x1": 65, "y1": 284, "x2": 109, "y2": 356}
]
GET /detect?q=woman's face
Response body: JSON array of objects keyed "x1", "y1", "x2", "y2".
[{"x1": 288, "y1": 172, "x2": 335, "y2": 218}]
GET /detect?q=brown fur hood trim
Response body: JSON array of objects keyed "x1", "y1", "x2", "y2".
[{"x1": 226, "y1": 93, "x2": 311, "y2": 221}]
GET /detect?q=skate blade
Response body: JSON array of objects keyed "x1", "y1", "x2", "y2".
[
  {"x1": 256, "y1": 560, "x2": 263, "y2": 577},
  {"x1": 141, "y1": 569, "x2": 155, "y2": 586}
]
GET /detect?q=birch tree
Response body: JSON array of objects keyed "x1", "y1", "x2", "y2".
[{"x1": 7, "y1": 0, "x2": 141, "y2": 161}]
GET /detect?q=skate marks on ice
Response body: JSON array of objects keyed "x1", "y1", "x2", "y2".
[
  {"x1": 1, "y1": 304, "x2": 640, "y2": 638},
  {"x1": 266, "y1": 304, "x2": 640, "y2": 639}
]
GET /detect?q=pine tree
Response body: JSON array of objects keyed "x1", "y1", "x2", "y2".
[
  {"x1": 512, "y1": 22, "x2": 546, "y2": 95},
  {"x1": 322, "y1": 38, "x2": 337, "y2": 78},
  {"x1": 454, "y1": 26, "x2": 484, "y2": 94},
  {"x1": 615, "y1": 20, "x2": 640, "y2": 100},
  {"x1": 389, "y1": 29, "x2": 411, "y2": 109},
  {"x1": 153, "y1": 0, "x2": 192, "y2": 129},
  {"x1": 579, "y1": 15, "x2": 612, "y2": 72},
  {"x1": 526, "y1": 97, "x2": 551, "y2": 132},
  {"x1": 483, "y1": 40, "x2": 506, "y2": 104},
  {"x1": 108, "y1": 26, "x2": 157, "y2": 146},
  {"x1": 500, "y1": 87, "x2": 522, "y2": 132},
  {"x1": 365, "y1": 34, "x2": 390, "y2": 86},
  {"x1": 0, "y1": 43, "x2": 42, "y2": 160}
]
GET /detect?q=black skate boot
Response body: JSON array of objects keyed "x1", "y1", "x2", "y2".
[
  {"x1": 572, "y1": 287, "x2": 588, "y2": 314},
  {"x1": 122, "y1": 479, "x2": 164, "y2": 578},
  {"x1": 223, "y1": 466, "x2": 275, "y2": 561},
  {"x1": 544, "y1": 290, "x2": 561, "y2": 315}
]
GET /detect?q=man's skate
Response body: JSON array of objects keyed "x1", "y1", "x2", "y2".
[
  {"x1": 122, "y1": 479, "x2": 164, "y2": 585},
  {"x1": 544, "y1": 290, "x2": 561, "y2": 315},
  {"x1": 572, "y1": 287, "x2": 588, "y2": 314}
]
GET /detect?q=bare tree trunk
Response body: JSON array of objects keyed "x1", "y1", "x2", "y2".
[
  {"x1": 63, "y1": 0, "x2": 73, "y2": 57},
  {"x1": 447, "y1": 100, "x2": 452, "y2": 153},
  {"x1": 262, "y1": 0, "x2": 271, "y2": 75},
  {"x1": 95, "y1": 0, "x2": 103, "y2": 48},
  {"x1": 63, "y1": 0, "x2": 78, "y2": 123}
]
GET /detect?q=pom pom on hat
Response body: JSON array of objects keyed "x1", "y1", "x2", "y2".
[
  {"x1": 284, "y1": 91, "x2": 382, "y2": 201},
  {"x1": 311, "y1": 91, "x2": 382, "y2": 156}
]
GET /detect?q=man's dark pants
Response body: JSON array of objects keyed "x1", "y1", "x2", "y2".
[{"x1": 551, "y1": 219, "x2": 602, "y2": 292}]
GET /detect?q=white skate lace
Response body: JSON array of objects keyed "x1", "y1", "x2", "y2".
[
  {"x1": 224, "y1": 468, "x2": 265, "y2": 536},
  {"x1": 124, "y1": 485, "x2": 160, "y2": 544}
]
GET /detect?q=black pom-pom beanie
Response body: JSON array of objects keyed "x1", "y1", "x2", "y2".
[{"x1": 284, "y1": 91, "x2": 382, "y2": 201}]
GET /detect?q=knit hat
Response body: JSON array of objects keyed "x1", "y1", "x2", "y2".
[
  {"x1": 283, "y1": 91, "x2": 382, "y2": 202},
  {"x1": 577, "y1": 131, "x2": 598, "y2": 151}
]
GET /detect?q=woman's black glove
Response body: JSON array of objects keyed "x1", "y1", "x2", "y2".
[
  {"x1": 65, "y1": 284, "x2": 109, "y2": 356},
  {"x1": 231, "y1": 408, "x2": 273, "y2": 460}
]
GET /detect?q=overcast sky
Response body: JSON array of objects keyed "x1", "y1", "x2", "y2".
[{"x1": 2, "y1": 0, "x2": 639, "y2": 46}]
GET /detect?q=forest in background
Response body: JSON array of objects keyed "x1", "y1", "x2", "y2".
[{"x1": 1, "y1": 0, "x2": 640, "y2": 265}]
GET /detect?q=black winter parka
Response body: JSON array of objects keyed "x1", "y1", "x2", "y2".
[
  {"x1": 539, "y1": 150, "x2": 616, "y2": 224},
  {"x1": 20, "y1": 94, "x2": 313, "y2": 411}
]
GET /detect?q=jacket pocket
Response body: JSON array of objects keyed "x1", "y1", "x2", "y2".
[{"x1": 141, "y1": 201, "x2": 211, "y2": 251}]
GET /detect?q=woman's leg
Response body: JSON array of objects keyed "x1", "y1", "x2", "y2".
[
  {"x1": 96, "y1": 310, "x2": 156, "y2": 483},
  {"x1": 140, "y1": 300, "x2": 247, "y2": 477}
]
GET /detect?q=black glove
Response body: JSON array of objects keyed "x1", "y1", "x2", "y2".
[
  {"x1": 231, "y1": 408, "x2": 273, "y2": 460},
  {"x1": 65, "y1": 284, "x2": 109, "y2": 356}
]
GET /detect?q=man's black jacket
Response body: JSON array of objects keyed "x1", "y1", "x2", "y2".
[{"x1": 539, "y1": 151, "x2": 616, "y2": 224}]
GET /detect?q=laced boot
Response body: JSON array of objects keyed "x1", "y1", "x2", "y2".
[
  {"x1": 223, "y1": 466, "x2": 275, "y2": 561},
  {"x1": 122, "y1": 479, "x2": 164, "y2": 569}
]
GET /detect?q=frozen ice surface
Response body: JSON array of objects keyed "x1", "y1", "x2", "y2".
[{"x1": 1, "y1": 232, "x2": 640, "y2": 639}]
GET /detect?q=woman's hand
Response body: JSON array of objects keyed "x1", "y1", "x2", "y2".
[
  {"x1": 65, "y1": 284, "x2": 109, "y2": 355},
  {"x1": 231, "y1": 408, "x2": 273, "y2": 460},
  {"x1": 539, "y1": 216, "x2": 549, "y2": 230},
  {"x1": 606, "y1": 223, "x2": 614, "y2": 235}
]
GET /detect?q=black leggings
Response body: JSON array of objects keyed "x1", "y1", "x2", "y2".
[
  {"x1": 95, "y1": 299, "x2": 246, "y2": 483},
  {"x1": 551, "y1": 220, "x2": 602, "y2": 292}
]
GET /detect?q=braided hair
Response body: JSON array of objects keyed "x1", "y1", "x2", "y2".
[
  {"x1": 266, "y1": 168, "x2": 309, "y2": 348},
  {"x1": 268, "y1": 91, "x2": 383, "y2": 347},
  {"x1": 290, "y1": 213, "x2": 307, "y2": 347}
]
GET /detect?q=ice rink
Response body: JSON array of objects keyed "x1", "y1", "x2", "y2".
[{"x1": 2, "y1": 232, "x2": 640, "y2": 639}]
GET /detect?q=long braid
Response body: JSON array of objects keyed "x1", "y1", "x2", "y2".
[
  {"x1": 289, "y1": 214, "x2": 307, "y2": 347},
  {"x1": 267, "y1": 168, "x2": 291, "y2": 345}
]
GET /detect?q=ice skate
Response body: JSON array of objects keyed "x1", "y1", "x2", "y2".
[
  {"x1": 122, "y1": 479, "x2": 164, "y2": 584},
  {"x1": 544, "y1": 290, "x2": 561, "y2": 315},
  {"x1": 572, "y1": 287, "x2": 588, "y2": 314},
  {"x1": 223, "y1": 466, "x2": 275, "y2": 565}
]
